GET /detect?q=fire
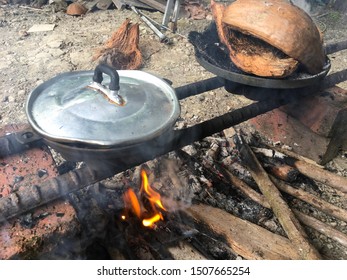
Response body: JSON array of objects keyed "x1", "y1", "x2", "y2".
[
  {"x1": 122, "y1": 169, "x2": 166, "y2": 228},
  {"x1": 123, "y1": 188, "x2": 142, "y2": 219},
  {"x1": 142, "y1": 213, "x2": 163, "y2": 227},
  {"x1": 140, "y1": 169, "x2": 166, "y2": 212}
]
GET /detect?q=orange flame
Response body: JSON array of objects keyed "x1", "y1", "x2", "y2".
[
  {"x1": 122, "y1": 169, "x2": 166, "y2": 228},
  {"x1": 143, "y1": 213, "x2": 163, "y2": 227},
  {"x1": 140, "y1": 169, "x2": 166, "y2": 212},
  {"x1": 123, "y1": 188, "x2": 142, "y2": 219}
]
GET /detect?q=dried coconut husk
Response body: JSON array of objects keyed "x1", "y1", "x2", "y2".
[
  {"x1": 93, "y1": 19, "x2": 142, "y2": 70},
  {"x1": 211, "y1": 0, "x2": 298, "y2": 78},
  {"x1": 222, "y1": 0, "x2": 325, "y2": 75}
]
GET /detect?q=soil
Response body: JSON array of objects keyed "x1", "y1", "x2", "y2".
[{"x1": 0, "y1": 1, "x2": 346, "y2": 259}]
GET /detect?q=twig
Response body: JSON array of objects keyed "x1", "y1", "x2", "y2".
[
  {"x1": 214, "y1": 161, "x2": 270, "y2": 208},
  {"x1": 234, "y1": 134, "x2": 321, "y2": 260},
  {"x1": 252, "y1": 146, "x2": 322, "y2": 168},
  {"x1": 253, "y1": 146, "x2": 347, "y2": 194},
  {"x1": 270, "y1": 176, "x2": 347, "y2": 223},
  {"x1": 293, "y1": 210, "x2": 347, "y2": 249},
  {"x1": 19, "y1": 5, "x2": 44, "y2": 11},
  {"x1": 292, "y1": 160, "x2": 347, "y2": 194},
  {"x1": 263, "y1": 162, "x2": 299, "y2": 182}
]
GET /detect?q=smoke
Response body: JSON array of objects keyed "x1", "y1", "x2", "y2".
[{"x1": 290, "y1": 0, "x2": 312, "y2": 14}]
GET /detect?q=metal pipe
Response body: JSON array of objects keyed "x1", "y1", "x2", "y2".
[
  {"x1": 131, "y1": 6, "x2": 171, "y2": 44},
  {"x1": 175, "y1": 76, "x2": 225, "y2": 100},
  {"x1": 325, "y1": 39, "x2": 347, "y2": 55},
  {"x1": 0, "y1": 128, "x2": 42, "y2": 159},
  {"x1": 0, "y1": 165, "x2": 114, "y2": 223}
]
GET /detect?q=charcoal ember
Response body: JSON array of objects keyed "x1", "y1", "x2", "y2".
[
  {"x1": 13, "y1": 175, "x2": 24, "y2": 184},
  {"x1": 190, "y1": 233, "x2": 238, "y2": 260},
  {"x1": 57, "y1": 161, "x2": 77, "y2": 175},
  {"x1": 19, "y1": 213, "x2": 34, "y2": 229},
  {"x1": 199, "y1": 188, "x2": 271, "y2": 225},
  {"x1": 37, "y1": 169, "x2": 48, "y2": 178},
  {"x1": 235, "y1": 199, "x2": 273, "y2": 224},
  {"x1": 19, "y1": 211, "x2": 52, "y2": 229},
  {"x1": 67, "y1": 183, "x2": 123, "y2": 242},
  {"x1": 188, "y1": 175, "x2": 203, "y2": 194}
]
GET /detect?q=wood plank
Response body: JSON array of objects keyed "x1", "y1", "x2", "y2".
[
  {"x1": 138, "y1": 0, "x2": 167, "y2": 13},
  {"x1": 186, "y1": 204, "x2": 301, "y2": 260}
]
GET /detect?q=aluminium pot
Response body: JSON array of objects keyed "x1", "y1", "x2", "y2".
[{"x1": 25, "y1": 64, "x2": 180, "y2": 170}]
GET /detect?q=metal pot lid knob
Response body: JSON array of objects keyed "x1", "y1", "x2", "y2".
[{"x1": 88, "y1": 64, "x2": 125, "y2": 106}]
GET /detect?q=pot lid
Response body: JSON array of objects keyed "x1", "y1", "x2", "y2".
[{"x1": 26, "y1": 65, "x2": 180, "y2": 147}]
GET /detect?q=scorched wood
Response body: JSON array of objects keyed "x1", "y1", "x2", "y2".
[
  {"x1": 234, "y1": 134, "x2": 321, "y2": 259},
  {"x1": 187, "y1": 204, "x2": 301, "y2": 260}
]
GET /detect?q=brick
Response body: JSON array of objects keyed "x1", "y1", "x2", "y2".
[
  {"x1": 247, "y1": 86, "x2": 347, "y2": 164},
  {"x1": 0, "y1": 124, "x2": 80, "y2": 259},
  {"x1": 281, "y1": 86, "x2": 347, "y2": 137},
  {"x1": 248, "y1": 108, "x2": 330, "y2": 163}
]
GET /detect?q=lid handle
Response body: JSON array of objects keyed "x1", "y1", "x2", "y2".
[{"x1": 93, "y1": 64, "x2": 120, "y2": 91}]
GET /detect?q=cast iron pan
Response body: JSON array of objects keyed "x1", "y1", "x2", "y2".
[{"x1": 188, "y1": 23, "x2": 332, "y2": 89}]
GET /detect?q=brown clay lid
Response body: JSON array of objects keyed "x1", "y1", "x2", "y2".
[{"x1": 221, "y1": 0, "x2": 325, "y2": 75}]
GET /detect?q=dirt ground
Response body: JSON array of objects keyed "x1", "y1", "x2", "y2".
[{"x1": 0, "y1": 1, "x2": 346, "y2": 259}]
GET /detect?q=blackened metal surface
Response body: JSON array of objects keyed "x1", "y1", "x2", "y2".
[
  {"x1": 325, "y1": 39, "x2": 347, "y2": 55},
  {"x1": 0, "y1": 165, "x2": 111, "y2": 223},
  {"x1": 188, "y1": 23, "x2": 331, "y2": 89},
  {"x1": 0, "y1": 125, "x2": 42, "y2": 159},
  {"x1": 175, "y1": 76, "x2": 225, "y2": 100}
]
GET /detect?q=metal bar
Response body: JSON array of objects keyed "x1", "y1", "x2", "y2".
[
  {"x1": 174, "y1": 76, "x2": 225, "y2": 100},
  {"x1": 0, "y1": 165, "x2": 114, "y2": 223},
  {"x1": 0, "y1": 129, "x2": 42, "y2": 159},
  {"x1": 131, "y1": 5, "x2": 171, "y2": 44},
  {"x1": 169, "y1": 0, "x2": 180, "y2": 32},
  {"x1": 325, "y1": 39, "x2": 347, "y2": 55},
  {"x1": 137, "y1": 0, "x2": 167, "y2": 13},
  {"x1": 162, "y1": 0, "x2": 175, "y2": 27}
]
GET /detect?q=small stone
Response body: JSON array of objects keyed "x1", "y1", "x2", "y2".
[
  {"x1": 17, "y1": 90, "x2": 26, "y2": 96},
  {"x1": 8, "y1": 96, "x2": 15, "y2": 102}
]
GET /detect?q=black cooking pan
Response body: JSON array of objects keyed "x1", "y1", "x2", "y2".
[{"x1": 189, "y1": 23, "x2": 347, "y2": 89}]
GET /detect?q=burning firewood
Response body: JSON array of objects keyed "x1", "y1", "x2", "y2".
[
  {"x1": 187, "y1": 203, "x2": 301, "y2": 260},
  {"x1": 252, "y1": 146, "x2": 347, "y2": 195},
  {"x1": 234, "y1": 134, "x2": 321, "y2": 259},
  {"x1": 93, "y1": 18, "x2": 142, "y2": 70}
]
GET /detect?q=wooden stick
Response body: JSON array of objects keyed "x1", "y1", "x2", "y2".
[
  {"x1": 19, "y1": 5, "x2": 44, "y2": 11},
  {"x1": 253, "y1": 146, "x2": 347, "y2": 194},
  {"x1": 292, "y1": 160, "x2": 347, "y2": 194},
  {"x1": 251, "y1": 147, "x2": 322, "y2": 167},
  {"x1": 217, "y1": 162, "x2": 347, "y2": 249},
  {"x1": 187, "y1": 204, "x2": 301, "y2": 260},
  {"x1": 235, "y1": 135, "x2": 321, "y2": 259},
  {"x1": 293, "y1": 210, "x2": 347, "y2": 249},
  {"x1": 264, "y1": 162, "x2": 299, "y2": 182},
  {"x1": 214, "y1": 161, "x2": 271, "y2": 209},
  {"x1": 271, "y1": 176, "x2": 347, "y2": 223}
]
